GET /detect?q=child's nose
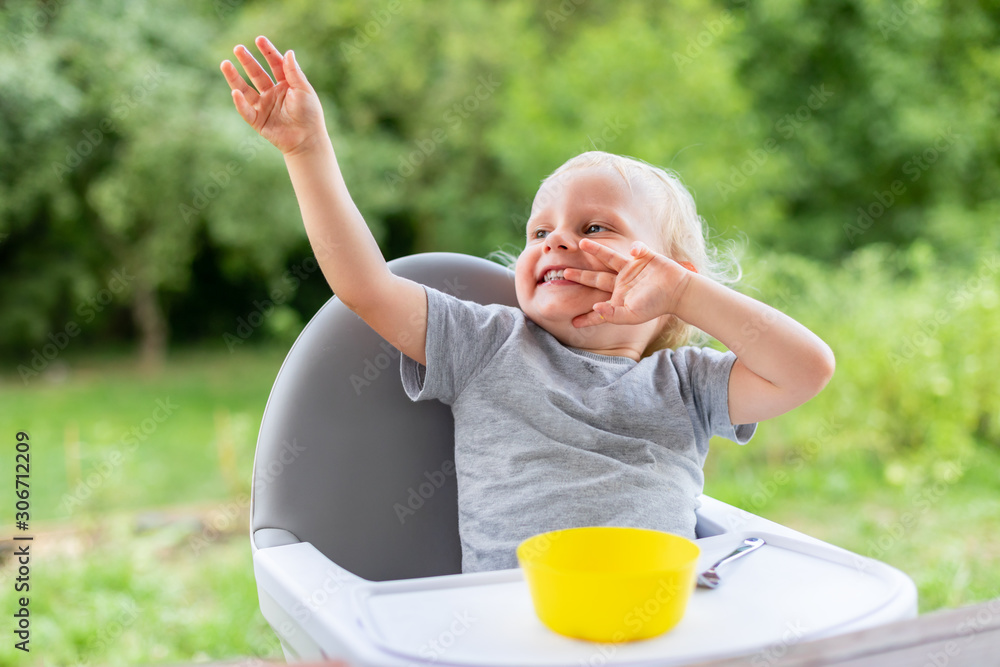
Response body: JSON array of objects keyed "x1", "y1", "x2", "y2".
[{"x1": 544, "y1": 227, "x2": 577, "y2": 251}]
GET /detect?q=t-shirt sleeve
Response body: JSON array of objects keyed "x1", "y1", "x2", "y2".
[
  {"x1": 673, "y1": 346, "x2": 757, "y2": 447},
  {"x1": 400, "y1": 285, "x2": 516, "y2": 405}
]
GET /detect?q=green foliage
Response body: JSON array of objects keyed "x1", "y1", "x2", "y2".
[
  {"x1": 0, "y1": 0, "x2": 303, "y2": 357},
  {"x1": 730, "y1": 241, "x2": 1000, "y2": 467},
  {"x1": 2, "y1": 0, "x2": 998, "y2": 358},
  {"x1": 733, "y1": 0, "x2": 1000, "y2": 260}
]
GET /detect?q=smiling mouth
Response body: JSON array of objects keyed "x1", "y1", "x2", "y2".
[{"x1": 538, "y1": 268, "x2": 575, "y2": 285}]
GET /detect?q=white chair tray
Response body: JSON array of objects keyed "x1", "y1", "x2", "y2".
[{"x1": 350, "y1": 531, "x2": 911, "y2": 666}]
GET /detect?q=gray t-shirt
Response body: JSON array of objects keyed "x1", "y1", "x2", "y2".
[{"x1": 400, "y1": 285, "x2": 756, "y2": 573}]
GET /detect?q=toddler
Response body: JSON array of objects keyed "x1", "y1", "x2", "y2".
[{"x1": 222, "y1": 37, "x2": 835, "y2": 573}]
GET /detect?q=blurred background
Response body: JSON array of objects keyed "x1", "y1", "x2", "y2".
[{"x1": 1, "y1": 0, "x2": 998, "y2": 664}]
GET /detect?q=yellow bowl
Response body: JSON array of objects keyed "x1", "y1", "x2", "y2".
[{"x1": 517, "y1": 526, "x2": 699, "y2": 643}]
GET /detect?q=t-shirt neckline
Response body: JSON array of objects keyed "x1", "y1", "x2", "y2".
[
  {"x1": 566, "y1": 346, "x2": 638, "y2": 366},
  {"x1": 523, "y1": 314, "x2": 638, "y2": 366}
]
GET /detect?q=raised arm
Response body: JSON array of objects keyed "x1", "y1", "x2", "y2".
[{"x1": 221, "y1": 36, "x2": 427, "y2": 364}]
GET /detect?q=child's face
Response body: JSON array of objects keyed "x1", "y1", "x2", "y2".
[{"x1": 514, "y1": 166, "x2": 669, "y2": 358}]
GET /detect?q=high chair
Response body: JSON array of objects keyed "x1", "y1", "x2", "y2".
[{"x1": 250, "y1": 252, "x2": 917, "y2": 665}]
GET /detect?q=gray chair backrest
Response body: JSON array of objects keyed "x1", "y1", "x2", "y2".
[{"x1": 251, "y1": 252, "x2": 518, "y2": 581}]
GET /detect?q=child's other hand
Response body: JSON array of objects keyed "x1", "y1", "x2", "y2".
[
  {"x1": 569, "y1": 239, "x2": 694, "y2": 328},
  {"x1": 220, "y1": 36, "x2": 326, "y2": 156}
]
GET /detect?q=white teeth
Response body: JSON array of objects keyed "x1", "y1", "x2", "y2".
[{"x1": 543, "y1": 269, "x2": 566, "y2": 282}]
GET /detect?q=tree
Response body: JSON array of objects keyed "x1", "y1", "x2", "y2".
[
  {"x1": 731, "y1": 0, "x2": 1000, "y2": 261},
  {"x1": 0, "y1": 0, "x2": 303, "y2": 370}
]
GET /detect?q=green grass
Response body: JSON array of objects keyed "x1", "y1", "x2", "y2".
[
  {"x1": 1, "y1": 344, "x2": 288, "y2": 519},
  {"x1": 704, "y1": 439, "x2": 1000, "y2": 613},
  {"x1": 1, "y1": 340, "x2": 998, "y2": 664},
  {"x1": 1, "y1": 344, "x2": 287, "y2": 666},
  {"x1": 0, "y1": 510, "x2": 282, "y2": 666}
]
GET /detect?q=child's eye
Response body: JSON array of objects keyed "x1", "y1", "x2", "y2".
[{"x1": 529, "y1": 224, "x2": 605, "y2": 239}]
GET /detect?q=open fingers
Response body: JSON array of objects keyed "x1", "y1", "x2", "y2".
[
  {"x1": 255, "y1": 35, "x2": 287, "y2": 84},
  {"x1": 220, "y1": 59, "x2": 260, "y2": 105},
  {"x1": 572, "y1": 309, "x2": 607, "y2": 328},
  {"x1": 574, "y1": 301, "x2": 643, "y2": 328},
  {"x1": 283, "y1": 49, "x2": 316, "y2": 93},
  {"x1": 572, "y1": 301, "x2": 623, "y2": 328},
  {"x1": 579, "y1": 238, "x2": 629, "y2": 272},
  {"x1": 233, "y1": 43, "x2": 275, "y2": 93},
  {"x1": 229, "y1": 89, "x2": 257, "y2": 127},
  {"x1": 563, "y1": 267, "x2": 616, "y2": 293}
]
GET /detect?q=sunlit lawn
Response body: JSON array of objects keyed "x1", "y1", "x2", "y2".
[
  {"x1": 0, "y1": 344, "x2": 287, "y2": 666},
  {"x1": 705, "y1": 441, "x2": 1000, "y2": 613},
  {"x1": 1, "y1": 343, "x2": 998, "y2": 665}
]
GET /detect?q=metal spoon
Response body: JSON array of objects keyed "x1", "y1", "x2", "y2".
[{"x1": 696, "y1": 537, "x2": 766, "y2": 589}]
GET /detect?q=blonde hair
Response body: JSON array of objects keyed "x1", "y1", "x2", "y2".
[{"x1": 491, "y1": 151, "x2": 742, "y2": 356}]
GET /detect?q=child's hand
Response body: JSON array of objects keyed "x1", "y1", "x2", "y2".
[
  {"x1": 220, "y1": 36, "x2": 326, "y2": 156},
  {"x1": 569, "y1": 239, "x2": 694, "y2": 329}
]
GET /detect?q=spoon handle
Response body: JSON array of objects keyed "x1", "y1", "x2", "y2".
[{"x1": 707, "y1": 536, "x2": 766, "y2": 573}]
